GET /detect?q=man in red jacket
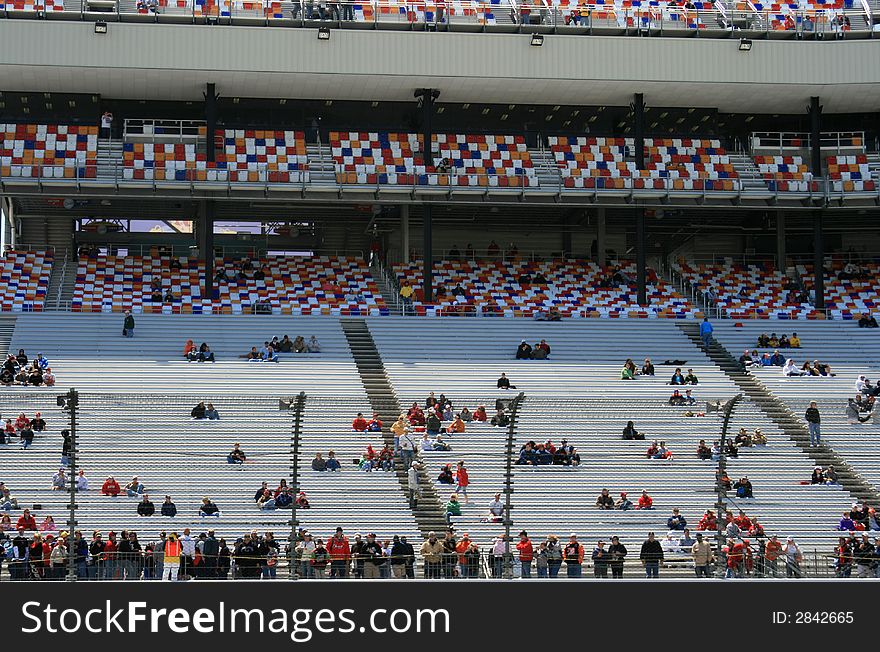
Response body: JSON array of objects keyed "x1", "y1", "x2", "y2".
[
  {"x1": 726, "y1": 539, "x2": 744, "y2": 578},
  {"x1": 516, "y1": 530, "x2": 534, "y2": 578},
  {"x1": 327, "y1": 527, "x2": 351, "y2": 578},
  {"x1": 16, "y1": 508, "x2": 37, "y2": 531},
  {"x1": 351, "y1": 413, "x2": 368, "y2": 432}
]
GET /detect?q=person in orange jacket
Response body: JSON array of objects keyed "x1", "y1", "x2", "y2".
[
  {"x1": 326, "y1": 527, "x2": 351, "y2": 578},
  {"x1": 563, "y1": 533, "x2": 585, "y2": 578},
  {"x1": 454, "y1": 461, "x2": 470, "y2": 504},
  {"x1": 726, "y1": 539, "x2": 744, "y2": 578},
  {"x1": 763, "y1": 534, "x2": 783, "y2": 577},
  {"x1": 351, "y1": 412, "x2": 368, "y2": 432},
  {"x1": 637, "y1": 490, "x2": 654, "y2": 510},
  {"x1": 516, "y1": 530, "x2": 534, "y2": 578}
]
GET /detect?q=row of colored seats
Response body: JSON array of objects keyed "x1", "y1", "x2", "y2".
[
  {"x1": 0, "y1": 250, "x2": 53, "y2": 313},
  {"x1": 0, "y1": 123, "x2": 98, "y2": 180},
  {"x1": 826, "y1": 155, "x2": 876, "y2": 193}
]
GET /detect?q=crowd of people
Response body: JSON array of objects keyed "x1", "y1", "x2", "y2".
[
  {"x1": 595, "y1": 488, "x2": 654, "y2": 510},
  {"x1": 515, "y1": 340, "x2": 552, "y2": 360},
  {"x1": 515, "y1": 439, "x2": 581, "y2": 466},
  {"x1": 183, "y1": 340, "x2": 215, "y2": 363},
  {"x1": 241, "y1": 336, "x2": 320, "y2": 362},
  {"x1": 1, "y1": 411, "x2": 46, "y2": 448},
  {"x1": 1, "y1": 350, "x2": 55, "y2": 387},
  {"x1": 756, "y1": 332, "x2": 801, "y2": 349},
  {"x1": 190, "y1": 401, "x2": 220, "y2": 420}
]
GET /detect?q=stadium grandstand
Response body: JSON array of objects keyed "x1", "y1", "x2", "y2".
[{"x1": 0, "y1": 0, "x2": 879, "y2": 581}]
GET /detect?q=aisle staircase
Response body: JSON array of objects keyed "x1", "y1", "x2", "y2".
[
  {"x1": 677, "y1": 321, "x2": 879, "y2": 506},
  {"x1": 340, "y1": 319, "x2": 446, "y2": 533}
]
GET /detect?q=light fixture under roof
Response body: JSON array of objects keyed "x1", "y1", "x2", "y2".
[{"x1": 530, "y1": 33, "x2": 544, "y2": 47}]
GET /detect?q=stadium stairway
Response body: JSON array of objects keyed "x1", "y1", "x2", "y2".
[
  {"x1": 340, "y1": 318, "x2": 447, "y2": 533},
  {"x1": 677, "y1": 321, "x2": 879, "y2": 506},
  {"x1": 0, "y1": 315, "x2": 17, "y2": 355}
]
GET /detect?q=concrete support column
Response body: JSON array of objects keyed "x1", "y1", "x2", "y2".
[
  {"x1": 401, "y1": 204, "x2": 410, "y2": 264},
  {"x1": 197, "y1": 200, "x2": 215, "y2": 304},
  {"x1": 596, "y1": 207, "x2": 607, "y2": 268},
  {"x1": 422, "y1": 204, "x2": 433, "y2": 303},
  {"x1": 776, "y1": 211, "x2": 786, "y2": 271},
  {"x1": 813, "y1": 211, "x2": 824, "y2": 311},
  {"x1": 635, "y1": 208, "x2": 647, "y2": 306}
]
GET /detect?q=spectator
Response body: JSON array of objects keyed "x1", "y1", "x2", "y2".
[
  {"x1": 31, "y1": 413, "x2": 46, "y2": 432},
  {"x1": 691, "y1": 533, "x2": 713, "y2": 578},
  {"x1": 684, "y1": 390, "x2": 696, "y2": 405},
  {"x1": 487, "y1": 492, "x2": 504, "y2": 522},
  {"x1": 497, "y1": 372, "x2": 516, "y2": 390},
  {"x1": 622, "y1": 420, "x2": 644, "y2": 440},
  {"x1": 620, "y1": 359, "x2": 636, "y2": 380},
  {"x1": 351, "y1": 412, "x2": 368, "y2": 432},
  {"x1": 124, "y1": 476, "x2": 145, "y2": 497},
  {"x1": 406, "y1": 462, "x2": 420, "y2": 509},
  {"x1": 783, "y1": 537, "x2": 802, "y2": 578},
  {"x1": 752, "y1": 428, "x2": 768, "y2": 446},
  {"x1": 640, "y1": 532, "x2": 664, "y2": 578},
  {"x1": 563, "y1": 534, "x2": 584, "y2": 578},
  {"x1": 596, "y1": 488, "x2": 614, "y2": 510},
  {"x1": 668, "y1": 390, "x2": 686, "y2": 406},
  {"x1": 858, "y1": 314, "x2": 878, "y2": 328},
  {"x1": 641, "y1": 358, "x2": 655, "y2": 376},
  {"x1": 698, "y1": 509, "x2": 717, "y2": 531},
  {"x1": 196, "y1": 343, "x2": 216, "y2": 363},
  {"x1": 325, "y1": 450, "x2": 341, "y2": 471},
  {"x1": 805, "y1": 401, "x2": 821, "y2": 446},
  {"x1": 367, "y1": 413, "x2": 383, "y2": 433},
  {"x1": 608, "y1": 536, "x2": 627, "y2": 579},
  {"x1": 122, "y1": 310, "x2": 135, "y2": 338},
  {"x1": 491, "y1": 407, "x2": 510, "y2": 428},
  {"x1": 637, "y1": 490, "x2": 654, "y2": 510},
  {"x1": 683, "y1": 369, "x2": 699, "y2": 385},
  {"x1": 264, "y1": 346, "x2": 279, "y2": 363},
  {"x1": 783, "y1": 359, "x2": 805, "y2": 377},
  {"x1": 199, "y1": 497, "x2": 220, "y2": 517},
  {"x1": 293, "y1": 336, "x2": 307, "y2": 354},
  {"x1": 227, "y1": 443, "x2": 246, "y2": 465},
  {"x1": 667, "y1": 508, "x2": 687, "y2": 531},
  {"x1": 473, "y1": 405, "x2": 488, "y2": 422},
  {"x1": 17, "y1": 509, "x2": 37, "y2": 531},
  {"x1": 699, "y1": 317, "x2": 713, "y2": 347},
  {"x1": 76, "y1": 470, "x2": 88, "y2": 492},
  {"x1": 51, "y1": 468, "x2": 67, "y2": 491},
  {"x1": 445, "y1": 494, "x2": 462, "y2": 524},
  {"x1": 137, "y1": 494, "x2": 155, "y2": 517},
  {"x1": 311, "y1": 452, "x2": 327, "y2": 472},
  {"x1": 307, "y1": 336, "x2": 321, "y2": 353},
  {"x1": 101, "y1": 476, "x2": 121, "y2": 497},
  {"x1": 161, "y1": 496, "x2": 177, "y2": 517},
  {"x1": 733, "y1": 476, "x2": 754, "y2": 499},
  {"x1": 697, "y1": 439, "x2": 712, "y2": 460},
  {"x1": 515, "y1": 341, "x2": 532, "y2": 359},
  {"x1": 455, "y1": 461, "x2": 470, "y2": 504},
  {"x1": 191, "y1": 402, "x2": 207, "y2": 420},
  {"x1": 516, "y1": 530, "x2": 534, "y2": 578},
  {"x1": 616, "y1": 492, "x2": 633, "y2": 511},
  {"x1": 204, "y1": 403, "x2": 220, "y2": 421},
  {"x1": 669, "y1": 367, "x2": 685, "y2": 385},
  {"x1": 437, "y1": 464, "x2": 455, "y2": 484}
]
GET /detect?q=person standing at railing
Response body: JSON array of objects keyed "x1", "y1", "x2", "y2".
[
  {"x1": 101, "y1": 111, "x2": 113, "y2": 141},
  {"x1": 341, "y1": 0, "x2": 354, "y2": 20}
]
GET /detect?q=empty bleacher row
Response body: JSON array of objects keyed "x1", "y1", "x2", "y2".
[
  {"x1": 73, "y1": 254, "x2": 387, "y2": 315},
  {"x1": 0, "y1": 250, "x2": 53, "y2": 313},
  {"x1": 393, "y1": 258, "x2": 698, "y2": 317},
  {"x1": 122, "y1": 129, "x2": 309, "y2": 183},
  {"x1": 0, "y1": 123, "x2": 98, "y2": 179},
  {"x1": 672, "y1": 258, "x2": 818, "y2": 320},
  {"x1": 330, "y1": 132, "x2": 536, "y2": 188},
  {"x1": 712, "y1": 321, "x2": 880, "y2": 493},
  {"x1": 369, "y1": 318, "x2": 856, "y2": 572}
]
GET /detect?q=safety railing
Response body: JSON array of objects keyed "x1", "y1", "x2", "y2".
[
  {"x1": 122, "y1": 119, "x2": 208, "y2": 145},
  {"x1": 1, "y1": 0, "x2": 876, "y2": 37},
  {"x1": 751, "y1": 131, "x2": 869, "y2": 156},
  {"x1": 3, "y1": 164, "x2": 880, "y2": 204}
]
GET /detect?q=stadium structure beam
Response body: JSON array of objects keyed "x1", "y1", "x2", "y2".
[
  {"x1": 423, "y1": 204, "x2": 433, "y2": 303},
  {"x1": 400, "y1": 204, "x2": 410, "y2": 264},
  {"x1": 809, "y1": 96, "x2": 822, "y2": 177},
  {"x1": 561, "y1": 211, "x2": 572, "y2": 259},
  {"x1": 596, "y1": 207, "x2": 607, "y2": 268},
  {"x1": 813, "y1": 210, "x2": 825, "y2": 311},
  {"x1": 776, "y1": 211, "x2": 786, "y2": 270},
  {"x1": 197, "y1": 200, "x2": 215, "y2": 303},
  {"x1": 635, "y1": 208, "x2": 647, "y2": 306},
  {"x1": 415, "y1": 88, "x2": 439, "y2": 169},
  {"x1": 205, "y1": 83, "x2": 218, "y2": 164},
  {"x1": 632, "y1": 93, "x2": 646, "y2": 170}
]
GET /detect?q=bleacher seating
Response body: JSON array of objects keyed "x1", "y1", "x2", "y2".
[
  {"x1": 371, "y1": 318, "x2": 854, "y2": 573},
  {"x1": 71, "y1": 254, "x2": 388, "y2": 315},
  {"x1": 794, "y1": 259, "x2": 880, "y2": 321},
  {"x1": 0, "y1": 124, "x2": 97, "y2": 180},
  {"x1": 753, "y1": 155, "x2": 816, "y2": 192},
  {"x1": 712, "y1": 321, "x2": 880, "y2": 492},
  {"x1": 393, "y1": 258, "x2": 697, "y2": 317},
  {"x1": 214, "y1": 129, "x2": 309, "y2": 183},
  {"x1": 673, "y1": 258, "x2": 819, "y2": 319},
  {"x1": 330, "y1": 132, "x2": 536, "y2": 187},
  {"x1": 0, "y1": 0, "x2": 64, "y2": 10},
  {"x1": 0, "y1": 316, "x2": 420, "y2": 551},
  {"x1": 0, "y1": 249, "x2": 53, "y2": 313},
  {"x1": 549, "y1": 136, "x2": 738, "y2": 190},
  {"x1": 826, "y1": 155, "x2": 876, "y2": 193}
]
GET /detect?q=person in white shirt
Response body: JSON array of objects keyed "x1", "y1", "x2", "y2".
[
  {"x1": 487, "y1": 492, "x2": 504, "y2": 523},
  {"x1": 76, "y1": 470, "x2": 88, "y2": 492},
  {"x1": 783, "y1": 359, "x2": 804, "y2": 377},
  {"x1": 399, "y1": 430, "x2": 416, "y2": 468},
  {"x1": 406, "y1": 462, "x2": 420, "y2": 509},
  {"x1": 179, "y1": 528, "x2": 196, "y2": 579}
]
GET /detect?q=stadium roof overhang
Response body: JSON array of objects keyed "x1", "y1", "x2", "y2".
[{"x1": 1, "y1": 21, "x2": 879, "y2": 114}]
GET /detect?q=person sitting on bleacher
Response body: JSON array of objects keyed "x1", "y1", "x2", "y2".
[
  {"x1": 778, "y1": 334, "x2": 790, "y2": 349},
  {"x1": 306, "y1": 336, "x2": 321, "y2": 353},
  {"x1": 426, "y1": 410, "x2": 442, "y2": 435},
  {"x1": 137, "y1": 494, "x2": 155, "y2": 517},
  {"x1": 652, "y1": 441, "x2": 672, "y2": 460},
  {"x1": 858, "y1": 314, "x2": 879, "y2": 328},
  {"x1": 668, "y1": 390, "x2": 686, "y2": 407},
  {"x1": 199, "y1": 497, "x2": 220, "y2": 517},
  {"x1": 789, "y1": 332, "x2": 801, "y2": 348},
  {"x1": 325, "y1": 450, "x2": 341, "y2": 472},
  {"x1": 490, "y1": 407, "x2": 510, "y2": 428},
  {"x1": 447, "y1": 415, "x2": 466, "y2": 434},
  {"x1": 257, "y1": 489, "x2": 276, "y2": 511},
  {"x1": 161, "y1": 495, "x2": 177, "y2": 517},
  {"x1": 783, "y1": 359, "x2": 805, "y2": 377},
  {"x1": 125, "y1": 477, "x2": 145, "y2": 497},
  {"x1": 33, "y1": 353, "x2": 49, "y2": 371},
  {"x1": 432, "y1": 435, "x2": 451, "y2": 452},
  {"x1": 204, "y1": 404, "x2": 220, "y2": 421},
  {"x1": 367, "y1": 413, "x2": 383, "y2": 432},
  {"x1": 621, "y1": 359, "x2": 637, "y2": 380},
  {"x1": 14, "y1": 367, "x2": 28, "y2": 386},
  {"x1": 516, "y1": 442, "x2": 537, "y2": 466},
  {"x1": 739, "y1": 350, "x2": 754, "y2": 368},
  {"x1": 839, "y1": 512, "x2": 856, "y2": 532},
  {"x1": 641, "y1": 358, "x2": 655, "y2": 376},
  {"x1": 15, "y1": 349, "x2": 28, "y2": 367},
  {"x1": 351, "y1": 412, "x2": 369, "y2": 432},
  {"x1": 637, "y1": 490, "x2": 654, "y2": 509},
  {"x1": 437, "y1": 464, "x2": 455, "y2": 485},
  {"x1": 683, "y1": 369, "x2": 699, "y2": 385},
  {"x1": 293, "y1": 336, "x2": 307, "y2": 354},
  {"x1": 810, "y1": 467, "x2": 826, "y2": 485},
  {"x1": 767, "y1": 333, "x2": 779, "y2": 348},
  {"x1": 734, "y1": 428, "x2": 752, "y2": 449},
  {"x1": 734, "y1": 477, "x2": 754, "y2": 499},
  {"x1": 667, "y1": 508, "x2": 687, "y2": 531},
  {"x1": 697, "y1": 440, "x2": 712, "y2": 460},
  {"x1": 196, "y1": 343, "x2": 216, "y2": 363},
  {"x1": 407, "y1": 403, "x2": 426, "y2": 426},
  {"x1": 596, "y1": 488, "x2": 615, "y2": 510},
  {"x1": 191, "y1": 401, "x2": 207, "y2": 419},
  {"x1": 846, "y1": 398, "x2": 874, "y2": 424},
  {"x1": 769, "y1": 350, "x2": 785, "y2": 366},
  {"x1": 311, "y1": 453, "x2": 327, "y2": 472},
  {"x1": 30, "y1": 413, "x2": 46, "y2": 433},
  {"x1": 42, "y1": 368, "x2": 55, "y2": 387},
  {"x1": 227, "y1": 443, "x2": 246, "y2": 465},
  {"x1": 472, "y1": 405, "x2": 488, "y2": 422},
  {"x1": 669, "y1": 367, "x2": 685, "y2": 385},
  {"x1": 616, "y1": 492, "x2": 634, "y2": 510},
  {"x1": 801, "y1": 361, "x2": 819, "y2": 376},
  {"x1": 445, "y1": 494, "x2": 462, "y2": 525},
  {"x1": 530, "y1": 342, "x2": 548, "y2": 360},
  {"x1": 261, "y1": 346, "x2": 278, "y2": 363},
  {"x1": 621, "y1": 420, "x2": 639, "y2": 440},
  {"x1": 51, "y1": 468, "x2": 66, "y2": 491},
  {"x1": 101, "y1": 476, "x2": 121, "y2": 497},
  {"x1": 697, "y1": 509, "x2": 717, "y2": 531},
  {"x1": 0, "y1": 366, "x2": 14, "y2": 386},
  {"x1": 27, "y1": 366, "x2": 43, "y2": 386}
]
